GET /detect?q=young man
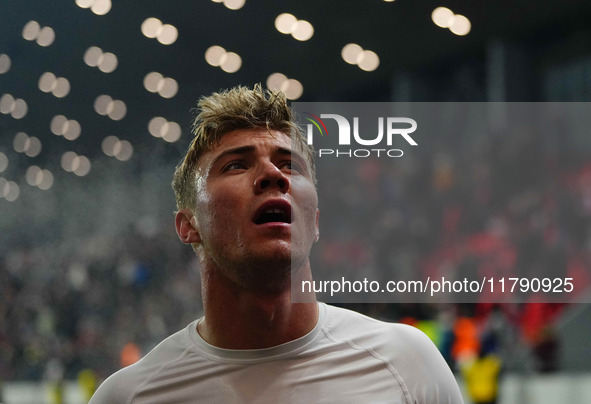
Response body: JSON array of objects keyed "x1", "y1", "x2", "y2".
[{"x1": 90, "y1": 85, "x2": 464, "y2": 403}]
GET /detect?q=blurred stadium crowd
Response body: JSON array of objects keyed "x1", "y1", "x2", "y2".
[
  {"x1": 313, "y1": 112, "x2": 589, "y2": 378},
  {"x1": 0, "y1": 114, "x2": 590, "y2": 392}
]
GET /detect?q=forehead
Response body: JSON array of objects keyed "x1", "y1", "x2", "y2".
[
  {"x1": 200, "y1": 128, "x2": 291, "y2": 165},
  {"x1": 217, "y1": 128, "x2": 290, "y2": 148}
]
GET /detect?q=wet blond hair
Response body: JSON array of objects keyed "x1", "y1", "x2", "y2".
[{"x1": 172, "y1": 84, "x2": 315, "y2": 211}]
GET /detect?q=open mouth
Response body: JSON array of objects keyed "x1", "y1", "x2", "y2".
[{"x1": 253, "y1": 201, "x2": 293, "y2": 225}]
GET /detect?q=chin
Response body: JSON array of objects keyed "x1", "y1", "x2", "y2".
[
  {"x1": 236, "y1": 263, "x2": 292, "y2": 294},
  {"x1": 253, "y1": 251, "x2": 292, "y2": 272}
]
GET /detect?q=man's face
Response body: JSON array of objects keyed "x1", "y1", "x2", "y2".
[{"x1": 191, "y1": 128, "x2": 319, "y2": 290}]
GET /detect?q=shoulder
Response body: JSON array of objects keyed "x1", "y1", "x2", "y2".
[
  {"x1": 322, "y1": 304, "x2": 464, "y2": 404},
  {"x1": 391, "y1": 324, "x2": 464, "y2": 404},
  {"x1": 89, "y1": 365, "x2": 138, "y2": 404},
  {"x1": 89, "y1": 323, "x2": 195, "y2": 404},
  {"x1": 322, "y1": 303, "x2": 432, "y2": 348}
]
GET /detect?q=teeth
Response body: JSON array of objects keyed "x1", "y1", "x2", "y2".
[{"x1": 266, "y1": 209, "x2": 283, "y2": 214}]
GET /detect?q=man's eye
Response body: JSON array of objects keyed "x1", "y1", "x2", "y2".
[
  {"x1": 283, "y1": 161, "x2": 302, "y2": 172},
  {"x1": 224, "y1": 161, "x2": 247, "y2": 171}
]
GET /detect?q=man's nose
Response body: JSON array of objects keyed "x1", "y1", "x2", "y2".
[{"x1": 253, "y1": 162, "x2": 290, "y2": 194}]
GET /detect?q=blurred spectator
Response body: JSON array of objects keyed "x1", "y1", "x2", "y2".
[
  {"x1": 120, "y1": 343, "x2": 141, "y2": 368},
  {"x1": 462, "y1": 349, "x2": 502, "y2": 404},
  {"x1": 452, "y1": 317, "x2": 480, "y2": 363},
  {"x1": 78, "y1": 368, "x2": 98, "y2": 402},
  {"x1": 532, "y1": 326, "x2": 559, "y2": 373},
  {"x1": 44, "y1": 358, "x2": 64, "y2": 404}
]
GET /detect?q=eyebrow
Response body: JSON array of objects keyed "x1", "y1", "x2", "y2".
[{"x1": 210, "y1": 145, "x2": 256, "y2": 169}]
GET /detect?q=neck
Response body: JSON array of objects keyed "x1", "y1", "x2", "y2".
[{"x1": 198, "y1": 262, "x2": 318, "y2": 349}]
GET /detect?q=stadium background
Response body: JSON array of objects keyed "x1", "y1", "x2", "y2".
[{"x1": 1, "y1": 1, "x2": 591, "y2": 403}]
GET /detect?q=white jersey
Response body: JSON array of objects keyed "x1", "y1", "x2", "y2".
[{"x1": 90, "y1": 303, "x2": 463, "y2": 404}]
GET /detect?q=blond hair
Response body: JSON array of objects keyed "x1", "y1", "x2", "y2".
[{"x1": 172, "y1": 84, "x2": 315, "y2": 211}]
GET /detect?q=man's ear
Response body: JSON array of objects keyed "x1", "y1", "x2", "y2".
[
  {"x1": 175, "y1": 209, "x2": 201, "y2": 244},
  {"x1": 314, "y1": 209, "x2": 320, "y2": 242}
]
